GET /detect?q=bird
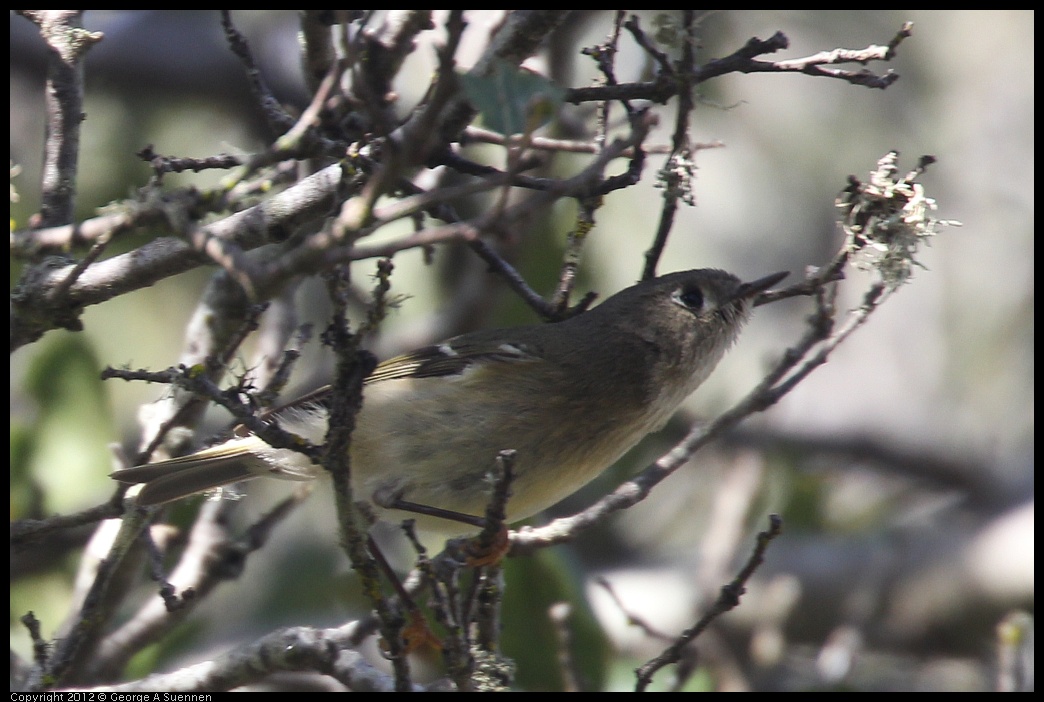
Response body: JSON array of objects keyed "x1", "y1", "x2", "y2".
[{"x1": 112, "y1": 268, "x2": 787, "y2": 536}]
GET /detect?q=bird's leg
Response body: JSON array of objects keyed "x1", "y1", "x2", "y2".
[
  {"x1": 376, "y1": 451, "x2": 517, "y2": 566},
  {"x1": 383, "y1": 496, "x2": 488, "y2": 530},
  {"x1": 380, "y1": 496, "x2": 510, "y2": 566}
]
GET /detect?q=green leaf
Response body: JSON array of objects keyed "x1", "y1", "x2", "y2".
[
  {"x1": 501, "y1": 547, "x2": 611, "y2": 691},
  {"x1": 459, "y1": 59, "x2": 565, "y2": 136},
  {"x1": 14, "y1": 334, "x2": 114, "y2": 514}
]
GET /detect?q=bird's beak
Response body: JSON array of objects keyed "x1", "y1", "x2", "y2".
[{"x1": 733, "y1": 271, "x2": 789, "y2": 302}]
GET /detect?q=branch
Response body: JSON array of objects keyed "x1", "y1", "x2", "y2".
[
  {"x1": 101, "y1": 364, "x2": 322, "y2": 464},
  {"x1": 22, "y1": 509, "x2": 150, "y2": 689},
  {"x1": 10, "y1": 163, "x2": 345, "y2": 352},
  {"x1": 219, "y1": 10, "x2": 296, "y2": 137},
  {"x1": 642, "y1": 10, "x2": 698, "y2": 281},
  {"x1": 86, "y1": 494, "x2": 307, "y2": 681},
  {"x1": 634, "y1": 514, "x2": 784, "y2": 691},
  {"x1": 15, "y1": 11, "x2": 102, "y2": 228},
  {"x1": 10, "y1": 499, "x2": 124, "y2": 551},
  {"x1": 565, "y1": 22, "x2": 912, "y2": 105},
  {"x1": 65, "y1": 623, "x2": 421, "y2": 692}
]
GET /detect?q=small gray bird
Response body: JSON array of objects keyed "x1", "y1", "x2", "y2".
[{"x1": 112, "y1": 268, "x2": 787, "y2": 535}]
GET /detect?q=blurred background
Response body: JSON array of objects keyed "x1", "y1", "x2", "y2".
[{"x1": 11, "y1": 10, "x2": 1033, "y2": 691}]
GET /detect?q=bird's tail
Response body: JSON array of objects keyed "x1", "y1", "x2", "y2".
[{"x1": 111, "y1": 438, "x2": 272, "y2": 506}]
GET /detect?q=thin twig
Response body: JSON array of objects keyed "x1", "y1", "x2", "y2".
[
  {"x1": 634, "y1": 514, "x2": 784, "y2": 691},
  {"x1": 642, "y1": 10, "x2": 697, "y2": 281}
]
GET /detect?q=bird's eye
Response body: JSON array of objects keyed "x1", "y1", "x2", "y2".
[{"x1": 675, "y1": 285, "x2": 704, "y2": 311}]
